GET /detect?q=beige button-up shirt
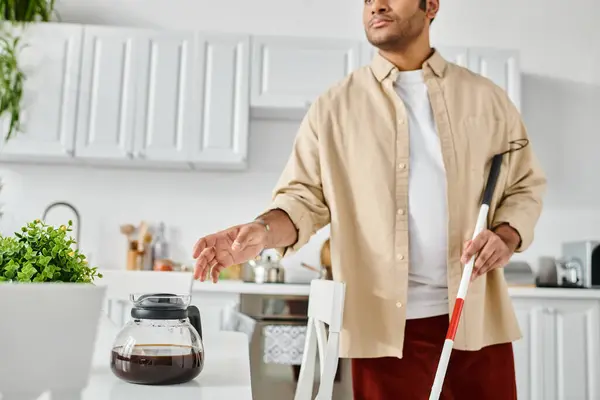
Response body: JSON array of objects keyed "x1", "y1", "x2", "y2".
[{"x1": 267, "y1": 50, "x2": 546, "y2": 359}]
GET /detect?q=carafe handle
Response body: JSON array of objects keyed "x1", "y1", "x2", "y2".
[{"x1": 187, "y1": 305, "x2": 203, "y2": 340}]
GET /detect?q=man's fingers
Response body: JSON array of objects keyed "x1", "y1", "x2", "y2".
[
  {"x1": 193, "y1": 236, "x2": 211, "y2": 258},
  {"x1": 210, "y1": 263, "x2": 225, "y2": 283},
  {"x1": 472, "y1": 252, "x2": 498, "y2": 281},
  {"x1": 194, "y1": 247, "x2": 216, "y2": 281},
  {"x1": 474, "y1": 243, "x2": 495, "y2": 270},
  {"x1": 461, "y1": 230, "x2": 491, "y2": 263}
]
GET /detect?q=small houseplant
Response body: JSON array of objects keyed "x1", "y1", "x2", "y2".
[
  {"x1": 0, "y1": 0, "x2": 58, "y2": 142},
  {"x1": 0, "y1": 219, "x2": 102, "y2": 283}
]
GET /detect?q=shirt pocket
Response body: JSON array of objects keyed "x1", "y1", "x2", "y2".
[
  {"x1": 462, "y1": 116, "x2": 508, "y2": 208},
  {"x1": 462, "y1": 117, "x2": 506, "y2": 185}
]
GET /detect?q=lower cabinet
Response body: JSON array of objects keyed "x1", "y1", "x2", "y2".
[{"x1": 512, "y1": 295, "x2": 600, "y2": 400}]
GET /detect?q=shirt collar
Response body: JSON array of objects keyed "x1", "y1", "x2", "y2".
[{"x1": 370, "y1": 48, "x2": 447, "y2": 82}]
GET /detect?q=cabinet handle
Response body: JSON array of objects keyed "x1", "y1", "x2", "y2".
[
  {"x1": 65, "y1": 149, "x2": 75, "y2": 157},
  {"x1": 136, "y1": 151, "x2": 145, "y2": 159},
  {"x1": 126, "y1": 152, "x2": 134, "y2": 159}
]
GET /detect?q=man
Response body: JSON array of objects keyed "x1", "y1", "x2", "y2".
[{"x1": 193, "y1": 0, "x2": 546, "y2": 398}]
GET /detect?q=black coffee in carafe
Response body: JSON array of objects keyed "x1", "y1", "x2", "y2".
[
  {"x1": 109, "y1": 294, "x2": 205, "y2": 386},
  {"x1": 111, "y1": 344, "x2": 204, "y2": 385}
]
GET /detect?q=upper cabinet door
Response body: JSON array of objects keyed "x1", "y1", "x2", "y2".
[
  {"x1": 189, "y1": 34, "x2": 250, "y2": 168},
  {"x1": 75, "y1": 26, "x2": 144, "y2": 160},
  {"x1": 467, "y1": 48, "x2": 521, "y2": 110},
  {"x1": 251, "y1": 36, "x2": 361, "y2": 109},
  {"x1": 0, "y1": 23, "x2": 83, "y2": 159},
  {"x1": 133, "y1": 31, "x2": 195, "y2": 163}
]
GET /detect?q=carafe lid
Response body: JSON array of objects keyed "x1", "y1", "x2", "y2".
[{"x1": 130, "y1": 293, "x2": 191, "y2": 320}]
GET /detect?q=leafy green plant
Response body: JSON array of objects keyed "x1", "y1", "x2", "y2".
[
  {"x1": 0, "y1": 219, "x2": 102, "y2": 283},
  {"x1": 0, "y1": 29, "x2": 26, "y2": 142},
  {"x1": 1, "y1": 0, "x2": 57, "y2": 22}
]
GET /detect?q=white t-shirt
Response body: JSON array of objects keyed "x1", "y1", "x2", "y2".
[{"x1": 394, "y1": 70, "x2": 449, "y2": 320}]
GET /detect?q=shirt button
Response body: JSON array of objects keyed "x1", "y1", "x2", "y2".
[
  {"x1": 396, "y1": 301, "x2": 403, "y2": 308},
  {"x1": 397, "y1": 119, "x2": 404, "y2": 125},
  {"x1": 397, "y1": 254, "x2": 404, "y2": 261},
  {"x1": 397, "y1": 209, "x2": 405, "y2": 215},
  {"x1": 398, "y1": 163, "x2": 406, "y2": 170}
]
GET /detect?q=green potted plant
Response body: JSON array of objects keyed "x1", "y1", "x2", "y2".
[
  {"x1": 0, "y1": 219, "x2": 108, "y2": 395},
  {"x1": 0, "y1": 0, "x2": 58, "y2": 142},
  {"x1": 1, "y1": 0, "x2": 57, "y2": 22},
  {"x1": 0, "y1": 219, "x2": 102, "y2": 283}
]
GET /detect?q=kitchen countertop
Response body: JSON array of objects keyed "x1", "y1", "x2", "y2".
[
  {"x1": 192, "y1": 280, "x2": 310, "y2": 296},
  {"x1": 192, "y1": 280, "x2": 600, "y2": 299}
]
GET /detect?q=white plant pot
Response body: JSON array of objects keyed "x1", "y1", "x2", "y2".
[{"x1": 0, "y1": 283, "x2": 107, "y2": 396}]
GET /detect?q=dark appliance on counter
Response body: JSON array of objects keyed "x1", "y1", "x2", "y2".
[{"x1": 562, "y1": 241, "x2": 600, "y2": 288}]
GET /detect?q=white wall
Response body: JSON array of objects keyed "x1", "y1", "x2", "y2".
[{"x1": 0, "y1": 0, "x2": 598, "y2": 274}]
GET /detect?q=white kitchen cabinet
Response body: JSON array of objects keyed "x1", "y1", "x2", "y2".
[
  {"x1": 0, "y1": 23, "x2": 83, "y2": 160},
  {"x1": 189, "y1": 34, "x2": 250, "y2": 168},
  {"x1": 540, "y1": 299, "x2": 600, "y2": 400},
  {"x1": 251, "y1": 36, "x2": 361, "y2": 109},
  {"x1": 467, "y1": 48, "x2": 521, "y2": 110},
  {"x1": 511, "y1": 295, "x2": 600, "y2": 400},
  {"x1": 75, "y1": 26, "x2": 145, "y2": 161},
  {"x1": 512, "y1": 299, "x2": 545, "y2": 400},
  {"x1": 133, "y1": 31, "x2": 195, "y2": 164}
]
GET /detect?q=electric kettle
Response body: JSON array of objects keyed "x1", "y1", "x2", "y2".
[{"x1": 110, "y1": 293, "x2": 204, "y2": 385}]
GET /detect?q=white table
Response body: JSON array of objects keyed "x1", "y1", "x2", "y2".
[{"x1": 30, "y1": 322, "x2": 253, "y2": 400}]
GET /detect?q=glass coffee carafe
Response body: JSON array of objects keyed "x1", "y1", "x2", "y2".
[{"x1": 110, "y1": 293, "x2": 204, "y2": 385}]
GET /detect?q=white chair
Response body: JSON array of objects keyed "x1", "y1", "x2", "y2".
[
  {"x1": 294, "y1": 279, "x2": 346, "y2": 400},
  {"x1": 95, "y1": 270, "x2": 194, "y2": 327}
]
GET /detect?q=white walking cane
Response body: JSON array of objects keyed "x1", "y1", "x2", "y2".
[{"x1": 428, "y1": 152, "x2": 505, "y2": 400}]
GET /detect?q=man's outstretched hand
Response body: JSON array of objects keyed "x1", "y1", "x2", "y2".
[{"x1": 193, "y1": 222, "x2": 268, "y2": 283}]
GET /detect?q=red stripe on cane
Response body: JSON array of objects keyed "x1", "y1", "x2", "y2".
[{"x1": 446, "y1": 298, "x2": 465, "y2": 340}]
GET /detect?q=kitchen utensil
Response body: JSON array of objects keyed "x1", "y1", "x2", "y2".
[
  {"x1": 301, "y1": 262, "x2": 329, "y2": 280},
  {"x1": 120, "y1": 224, "x2": 136, "y2": 240},
  {"x1": 126, "y1": 240, "x2": 140, "y2": 271},
  {"x1": 429, "y1": 152, "x2": 504, "y2": 400},
  {"x1": 152, "y1": 222, "x2": 170, "y2": 260},
  {"x1": 110, "y1": 293, "x2": 204, "y2": 385},
  {"x1": 141, "y1": 231, "x2": 154, "y2": 270},
  {"x1": 267, "y1": 263, "x2": 285, "y2": 283}
]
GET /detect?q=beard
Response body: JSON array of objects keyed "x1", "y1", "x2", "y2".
[{"x1": 365, "y1": 14, "x2": 426, "y2": 52}]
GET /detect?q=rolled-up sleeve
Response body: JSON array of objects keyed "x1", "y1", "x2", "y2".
[
  {"x1": 265, "y1": 103, "x2": 331, "y2": 257},
  {"x1": 492, "y1": 101, "x2": 547, "y2": 252}
]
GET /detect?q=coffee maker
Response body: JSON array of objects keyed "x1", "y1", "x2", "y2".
[{"x1": 562, "y1": 241, "x2": 600, "y2": 288}]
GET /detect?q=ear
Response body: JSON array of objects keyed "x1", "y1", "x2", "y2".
[{"x1": 426, "y1": 0, "x2": 439, "y2": 19}]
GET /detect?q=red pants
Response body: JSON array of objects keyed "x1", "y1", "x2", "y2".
[{"x1": 351, "y1": 315, "x2": 517, "y2": 400}]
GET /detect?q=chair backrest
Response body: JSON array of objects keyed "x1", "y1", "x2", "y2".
[
  {"x1": 0, "y1": 283, "x2": 107, "y2": 396},
  {"x1": 294, "y1": 279, "x2": 346, "y2": 400},
  {"x1": 95, "y1": 270, "x2": 194, "y2": 326}
]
